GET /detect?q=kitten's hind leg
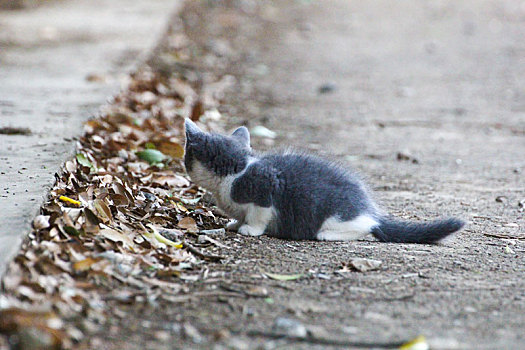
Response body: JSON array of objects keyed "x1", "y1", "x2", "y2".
[
  {"x1": 317, "y1": 215, "x2": 379, "y2": 241},
  {"x1": 237, "y1": 205, "x2": 273, "y2": 237}
]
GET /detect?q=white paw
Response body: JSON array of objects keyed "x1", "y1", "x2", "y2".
[
  {"x1": 238, "y1": 225, "x2": 264, "y2": 237},
  {"x1": 226, "y1": 220, "x2": 242, "y2": 231}
]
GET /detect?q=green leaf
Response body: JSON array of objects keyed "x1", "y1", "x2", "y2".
[
  {"x1": 76, "y1": 153, "x2": 95, "y2": 171},
  {"x1": 64, "y1": 226, "x2": 80, "y2": 236},
  {"x1": 145, "y1": 142, "x2": 156, "y2": 149},
  {"x1": 136, "y1": 149, "x2": 167, "y2": 164},
  {"x1": 264, "y1": 272, "x2": 303, "y2": 281}
]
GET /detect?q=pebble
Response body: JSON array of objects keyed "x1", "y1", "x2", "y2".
[
  {"x1": 183, "y1": 323, "x2": 203, "y2": 343},
  {"x1": 200, "y1": 228, "x2": 226, "y2": 236},
  {"x1": 464, "y1": 306, "x2": 477, "y2": 313},
  {"x1": 349, "y1": 258, "x2": 382, "y2": 272},
  {"x1": 397, "y1": 150, "x2": 419, "y2": 164},
  {"x1": 154, "y1": 330, "x2": 170, "y2": 341},
  {"x1": 317, "y1": 83, "x2": 337, "y2": 94},
  {"x1": 495, "y1": 196, "x2": 507, "y2": 203},
  {"x1": 250, "y1": 125, "x2": 277, "y2": 139},
  {"x1": 272, "y1": 317, "x2": 308, "y2": 338}
]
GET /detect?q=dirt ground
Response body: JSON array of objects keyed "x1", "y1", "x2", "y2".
[
  {"x1": 4, "y1": 1, "x2": 523, "y2": 349},
  {"x1": 81, "y1": 1, "x2": 525, "y2": 349}
]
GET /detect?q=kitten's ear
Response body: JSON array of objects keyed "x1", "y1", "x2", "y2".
[
  {"x1": 231, "y1": 126, "x2": 250, "y2": 147},
  {"x1": 185, "y1": 119, "x2": 202, "y2": 140}
]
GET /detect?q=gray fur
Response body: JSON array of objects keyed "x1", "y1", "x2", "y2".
[
  {"x1": 183, "y1": 119, "x2": 464, "y2": 243},
  {"x1": 184, "y1": 119, "x2": 250, "y2": 176}
]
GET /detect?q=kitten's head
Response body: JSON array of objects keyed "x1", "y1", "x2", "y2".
[{"x1": 184, "y1": 119, "x2": 251, "y2": 188}]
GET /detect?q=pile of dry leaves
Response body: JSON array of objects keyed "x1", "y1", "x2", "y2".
[{"x1": 0, "y1": 26, "x2": 237, "y2": 347}]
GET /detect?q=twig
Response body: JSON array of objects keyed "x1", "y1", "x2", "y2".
[
  {"x1": 246, "y1": 331, "x2": 404, "y2": 348},
  {"x1": 183, "y1": 240, "x2": 225, "y2": 261},
  {"x1": 484, "y1": 233, "x2": 525, "y2": 240},
  {"x1": 161, "y1": 291, "x2": 244, "y2": 303}
]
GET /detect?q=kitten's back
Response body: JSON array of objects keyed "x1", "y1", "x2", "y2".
[{"x1": 257, "y1": 151, "x2": 377, "y2": 239}]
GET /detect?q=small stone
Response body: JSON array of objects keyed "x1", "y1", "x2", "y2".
[
  {"x1": 464, "y1": 306, "x2": 477, "y2": 313},
  {"x1": 495, "y1": 196, "x2": 507, "y2": 203},
  {"x1": 246, "y1": 286, "x2": 268, "y2": 297},
  {"x1": 213, "y1": 328, "x2": 231, "y2": 341},
  {"x1": 318, "y1": 83, "x2": 337, "y2": 94},
  {"x1": 397, "y1": 86, "x2": 415, "y2": 97},
  {"x1": 183, "y1": 323, "x2": 203, "y2": 343},
  {"x1": 316, "y1": 273, "x2": 331, "y2": 280},
  {"x1": 200, "y1": 228, "x2": 226, "y2": 236},
  {"x1": 136, "y1": 91, "x2": 157, "y2": 105},
  {"x1": 250, "y1": 125, "x2": 277, "y2": 139},
  {"x1": 396, "y1": 150, "x2": 419, "y2": 164},
  {"x1": 349, "y1": 258, "x2": 382, "y2": 272},
  {"x1": 86, "y1": 73, "x2": 109, "y2": 83},
  {"x1": 272, "y1": 317, "x2": 308, "y2": 338},
  {"x1": 154, "y1": 330, "x2": 170, "y2": 341},
  {"x1": 242, "y1": 306, "x2": 257, "y2": 318},
  {"x1": 363, "y1": 311, "x2": 391, "y2": 322}
]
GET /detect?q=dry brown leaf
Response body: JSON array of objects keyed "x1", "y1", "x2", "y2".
[
  {"x1": 73, "y1": 257, "x2": 102, "y2": 273},
  {"x1": 156, "y1": 140, "x2": 185, "y2": 159},
  {"x1": 93, "y1": 199, "x2": 112, "y2": 223},
  {"x1": 178, "y1": 217, "x2": 198, "y2": 232},
  {"x1": 153, "y1": 173, "x2": 190, "y2": 187},
  {"x1": 0, "y1": 308, "x2": 66, "y2": 348},
  {"x1": 111, "y1": 193, "x2": 129, "y2": 207},
  {"x1": 99, "y1": 228, "x2": 136, "y2": 249}
]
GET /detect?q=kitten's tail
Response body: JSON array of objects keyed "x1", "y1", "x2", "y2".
[{"x1": 371, "y1": 216, "x2": 465, "y2": 243}]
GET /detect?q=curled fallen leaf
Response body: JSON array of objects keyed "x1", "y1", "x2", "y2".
[
  {"x1": 152, "y1": 173, "x2": 190, "y2": 187},
  {"x1": 156, "y1": 141, "x2": 185, "y2": 159},
  {"x1": 99, "y1": 228, "x2": 136, "y2": 250},
  {"x1": 264, "y1": 272, "x2": 303, "y2": 281},
  {"x1": 33, "y1": 215, "x2": 50, "y2": 230},
  {"x1": 93, "y1": 199, "x2": 112, "y2": 223},
  {"x1": 72, "y1": 257, "x2": 102, "y2": 273},
  {"x1": 178, "y1": 217, "x2": 198, "y2": 232}
]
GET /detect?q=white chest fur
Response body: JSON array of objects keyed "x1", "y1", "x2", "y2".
[
  {"x1": 188, "y1": 161, "x2": 249, "y2": 220},
  {"x1": 188, "y1": 159, "x2": 276, "y2": 237}
]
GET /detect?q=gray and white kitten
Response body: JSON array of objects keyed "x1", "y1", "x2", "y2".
[{"x1": 184, "y1": 119, "x2": 464, "y2": 243}]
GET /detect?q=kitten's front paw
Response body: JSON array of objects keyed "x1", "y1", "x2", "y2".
[
  {"x1": 226, "y1": 220, "x2": 242, "y2": 231},
  {"x1": 238, "y1": 225, "x2": 264, "y2": 237}
]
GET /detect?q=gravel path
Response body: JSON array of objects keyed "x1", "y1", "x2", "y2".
[{"x1": 168, "y1": 1, "x2": 525, "y2": 348}]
